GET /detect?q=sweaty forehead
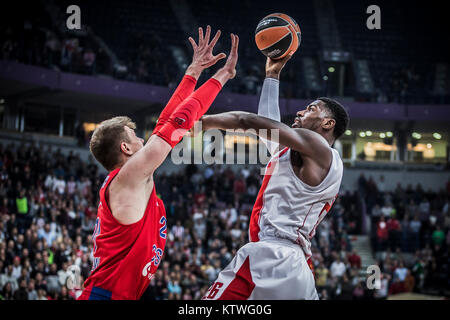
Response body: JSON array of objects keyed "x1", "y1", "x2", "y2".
[
  {"x1": 297, "y1": 100, "x2": 326, "y2": 112},
  {"x1": 309, "y1": 100, "x2": 326, "y2": 108},
  {"x1": 311, "y1": 100, "x2": 333, "y2": 117}
]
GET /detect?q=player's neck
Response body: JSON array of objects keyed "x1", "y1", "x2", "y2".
[{"x1": 318, "y1": 131, "x2": 334, "y2": 147}]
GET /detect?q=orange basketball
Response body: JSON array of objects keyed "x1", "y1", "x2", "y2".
[{"x1": 255, "y1": 13, "x2": 301, "y2": 60}]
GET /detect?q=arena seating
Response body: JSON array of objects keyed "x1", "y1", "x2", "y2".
[
  {"x1": 0, "y1": 141, "x2": 448, "y2": 300},
  {"x1": 334, "y1": 0, "x2": 449, "y2": 104},
  {"x1": 1, "y1": 0, "x2": 448, "y2": 102}
]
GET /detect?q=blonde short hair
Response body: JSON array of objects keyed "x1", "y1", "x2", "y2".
[{"x1": 89, "y1": 116, "x2": 136, "y2": 171}]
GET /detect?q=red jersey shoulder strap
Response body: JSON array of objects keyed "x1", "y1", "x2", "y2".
[
  {"x1": 98, "y1": 168, "x2": 120, "y2": 220},
  {"x1": 100, "y1": 168, "x2": 120, "y2": 192}
]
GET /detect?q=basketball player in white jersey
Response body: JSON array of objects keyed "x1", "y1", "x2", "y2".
[{"x1": 199, "y1": 53, "x2": 349, "y2": 300}]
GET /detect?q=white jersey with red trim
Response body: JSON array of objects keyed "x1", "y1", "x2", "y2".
[{"x1": 249, "y1": 146, "x2": 343, "y2": 259}]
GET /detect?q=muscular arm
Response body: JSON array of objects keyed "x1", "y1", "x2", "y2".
[{"x1": 201, "y1": 111, "x2": 332, "y2": 170}]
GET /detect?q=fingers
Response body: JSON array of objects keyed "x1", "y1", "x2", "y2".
[
  {"x1": 230, "y1": 33, "x2": 239, "y2": 56},
  {"x1": 284, "y1": 51, "x2": 294, "y2": 61},
  {"x1": 198, "y1": 27, "x2": 204, "y2": 47},
  {"x1": 188, "y1": 37, "x2": 197, "y2": 49},
  {"x1": 195, "y1": 26, "x2": 229, "y2": 51},
  {"x1": 201, "y1": 53, "x2": 227, "y2": 68},
  {"x1": 204, "y1": 25, "x2": 211, "y2": 45},
  {"x1": 266, "y1": 50, "x2": 294, "y2": 69},
  {"x1": 212, "y1": 53, "x2": 227, "y2": 63},
  {"x1": 209, "y1": 29, "x2": 222, "y2": 49}
]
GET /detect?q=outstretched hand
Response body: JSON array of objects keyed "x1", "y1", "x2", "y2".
[
  {"x1": 187, "y1": 26, "x2": 226, "y2": 74},
  {"x1": 211, "y1": 33, "x2": 239, "y2": 86},
  {"x1": 221, "y1": 33, "x2": 239, "y2": 79}
]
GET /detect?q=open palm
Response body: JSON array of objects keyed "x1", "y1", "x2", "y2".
[{"x1": 189, "y1": 25, "x2": 226, "y2": 69}]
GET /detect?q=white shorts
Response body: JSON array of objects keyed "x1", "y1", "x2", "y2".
[{"x1": 202, "y1": 238, "x2": 319, "y2": 300}]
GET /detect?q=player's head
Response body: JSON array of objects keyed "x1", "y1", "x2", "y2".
[
  {"x1": 292, "y1": 97, "x2": 349, "y2": 142},
  {"x1": 90, "y1": 116, "x2": 144, "y2": 171}
]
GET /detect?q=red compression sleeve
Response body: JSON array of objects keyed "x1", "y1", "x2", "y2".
[
  {"x1": 154, "y1": 78, "x2": 222, "y2": 147},
  {"x1": 153, "y1": 75, "x2": 197, "y2": 133}
]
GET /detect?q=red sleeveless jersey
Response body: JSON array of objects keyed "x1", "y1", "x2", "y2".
[{"x1": 77, "y1": 168, "x2": 167, "y2": 300}]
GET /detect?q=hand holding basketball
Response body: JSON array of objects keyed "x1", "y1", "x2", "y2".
[
  {"x1": 265, "y1": 52, "x2": 294, "y2": 79},
  {"x1": 188, "y1": 25, "x2": 227, "y2": 72}
]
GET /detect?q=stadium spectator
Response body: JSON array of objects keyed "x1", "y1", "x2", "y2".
[
  {"x1": 27, "y1": 279, "x2": 38, "y2": 300},
  {"x1": 373, "y1": 273, "x2": 390, "y2": 300},
  {"x1": 432, "y1": 225, "x2": 445, "y2": 247},
  {"x1": 58, "y1": 285, "x2": 74, "y2": 300},
  {"x1": 13, "y1": 278, "x2": 28, "y2": 300},
  {"x1": 347, "y1": 250, "x2": 361, "y2": 269},
  {"x1": 376, "y1": 216, "x2": 389, "y2": 251},
  {"x1": 381, "y1": 201, "x2": 394, "y2": 218},
  {"x1": 36, "y1": 288, "x2": 48, "y2": 300},
  {"x1": 352, "y1": 281, "x2": 365, "y2": 300},
  {"x1": 409, "y1": 215, "x2": 422, "y2": 252},
  {"x1": 400, "y1": 214, "x2": 411, "y2": 252},
  {"x1": 387, "y1": 215, "x2": 401, "y2": 250},
  {"x1": 1, "y1": 265, "x2": 18, "y2": 292},
  {"x1": 37, "y1": 224, "x2": 57, "y2": 248},
  {"x1": 44, "y1": 34, "x2": 60, "y2": 68},
  {"x1": 403, "y1": 270, "x2": 415, "y2": 293},
  {"x1": 1, "y1": 281, "x2": 14, "y2": 300},
  {"x1": 315, "y1": 262, "x2": 329, "y2": 291},
  {"x1": 371, "y1": 204, "x2": 382, "y2": 219},
  {"x1": 11, "y1": 256, "x2": 22, "y2": 279},
  {"x1": 330, "y1": 256, "x2": 347, "y2": 278},
  {"x1": 393, "y1": 261, "x2": 408, "y2": 283},
  {"x1": 336, "y1": 274, "x2": 353, "y2": 300},
  {"x1": 82, "y1": 48, "x2": 96, "y2": 75}
]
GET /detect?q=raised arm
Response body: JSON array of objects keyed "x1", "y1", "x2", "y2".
[
  {"x1": 257, "y1": 53, "x2": 294, "y2": 155},
  {"x1": 153, "y1": 26, "x2": 226, "y2": 134},
  {"x1": 201, "y1": 111, "x2": 332, "y2": 170},
  {"x1": 109, "y1": 32, "x2": 239, "y2": 225},
  {"x1": 120, "y1": 33, "x2": 239, "y2": 184}
]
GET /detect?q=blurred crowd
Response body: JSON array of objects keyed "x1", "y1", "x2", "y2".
[
  {"x1": 0, "y1": 142, "x2": 100, "y2": 300},
  {"x1": 0, "y1": 141, "x2": 449, "y2": 300},
  {"x1": 3, "y1": 2, "x2": 448, "y2": 103},
  {"x1": 384, "y1": 65, "x2": 428, "y2": 104},
  {"x1": 1, "y1": 22, "x2": 110, "y2": 76},
  {"x1": 360, "y1": 174, "x2": 450, "y2": 297}
]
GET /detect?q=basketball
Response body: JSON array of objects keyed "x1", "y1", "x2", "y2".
[{"x1": 255, "y1": 13, "x2": 301, "y2": 60}]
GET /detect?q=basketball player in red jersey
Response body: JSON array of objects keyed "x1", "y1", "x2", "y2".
[{"x1": 77, "y1": 26, "x2": 239, "y2": 300}]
